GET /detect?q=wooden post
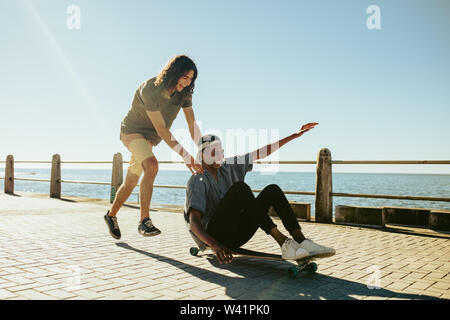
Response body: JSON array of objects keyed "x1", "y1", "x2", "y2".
[
  {"x1": 110, "y1": 152, "x2": 123, "y2": 203},
  {"x1": 50, "y1": 154, "x2": 61, "y2": 198},
  {"x1": 315, "y1": 148, "x2": 333, "y2": 223},
  {"x1": 4, "y1": 155, "x2": 14, "y2": 194}
]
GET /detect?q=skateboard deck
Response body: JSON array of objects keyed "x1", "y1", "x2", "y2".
[{"x1": 189, "y1": 246, "x2": 334, "y2": 278}]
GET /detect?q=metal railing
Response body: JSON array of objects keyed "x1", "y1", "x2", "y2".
[{"x1": 2, "y1": 150, "x2": 450, "y2": 222}]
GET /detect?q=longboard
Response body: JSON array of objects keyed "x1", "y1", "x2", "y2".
[{"x1": 189, "y1": 246, "x2": 334, "y2": 278}]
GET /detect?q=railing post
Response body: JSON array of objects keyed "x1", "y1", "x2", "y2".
[
  {"x1": 4, "y1": 155, "x2": 14, "y2": 194},
  {"x1": 315, "y1": 148, "x2": 333, "y2": 223},
  {"x1": 110, "y1": 152, "x2": 123, "y2": 203},
  {"x1": 50, "y1": 154, "x2": 61, "y2": 198}
]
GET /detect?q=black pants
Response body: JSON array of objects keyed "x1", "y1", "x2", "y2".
[{"x1": 206, "y1": 182, "x2": 301, "y2": 249}]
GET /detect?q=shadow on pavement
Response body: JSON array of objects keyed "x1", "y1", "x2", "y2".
[
  {"x1": 115, "y1": 242, "x2": 440, "y2": 300},
  {"x1": 59, "y1": 198, "x2": 78, "y2": 203},
  {"x1": 3, "y1": 193, "x2": 22, "y2": 197}
]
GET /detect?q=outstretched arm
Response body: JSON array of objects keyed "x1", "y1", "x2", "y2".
[{"x1": 249, "y1": 122, "x2": 318, "y2": 161}]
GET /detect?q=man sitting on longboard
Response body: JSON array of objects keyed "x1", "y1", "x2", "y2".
[{"x1": 184, "y1": 123, "x2": 336, "y2": 264}]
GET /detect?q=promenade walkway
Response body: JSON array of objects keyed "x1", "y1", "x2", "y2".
[{"x1": 0, "y1": 192, "x2": 449, "y2": 300}]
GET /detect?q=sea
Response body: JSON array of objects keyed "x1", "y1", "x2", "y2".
[{"x1": 2, "y1": 168, "x2": 450, "y2": 217}]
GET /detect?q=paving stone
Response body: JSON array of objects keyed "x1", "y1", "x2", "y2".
[
  {"x1": 408, "y1": 281, "x2": 436, "y2": 291},
  {"x1": 17, "y1": 289, "x2": 57, "y2": 300},
  {"x1": 46, "y1": 289, "x2": 76, "y2": 299},
  {"x1": 0, "y1": 289, "x2": 17, "y2": 299}
]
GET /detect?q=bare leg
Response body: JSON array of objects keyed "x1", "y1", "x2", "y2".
[
  {"x1": 269, "y1": 227, "x2": 289, "y2": 247},
  {"x1": 139, "y1": 156, "x2": 159, "y2": 223},
  {"x1": 109, "y1": 171, "x2": 140, "y2": 217},
  {"x1": 291, "y1": 228, "x2": 306, "y2": 244},
  {"x1": 269, "y1": 227, "x2": 306, "y2": 247}
]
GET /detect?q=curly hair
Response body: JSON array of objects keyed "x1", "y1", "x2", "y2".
[{"x1": 155, "y1": 55, "x2": 198, "y2": 97}]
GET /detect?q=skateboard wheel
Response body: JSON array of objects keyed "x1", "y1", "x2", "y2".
[
  {"x1": 190, "y1": 247, "x2": 199, "y2": 256},
  {"x1": 308, "y1": 262, "x2": 318, "y2": 273},
  {"x1": 288, "y1": 266, "x2": 299, "y2": 278}
]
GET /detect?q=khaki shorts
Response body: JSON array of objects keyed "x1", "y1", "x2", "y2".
[{"x1": 120, "y1": 132, "x2": 155, "y2": 176}]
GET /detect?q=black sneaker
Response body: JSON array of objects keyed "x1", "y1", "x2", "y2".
[
  {"x1": 104, "y1": 211, "x2": 121, "y2": 239},
  {"x1": 138, "y1": 217, "x2": 161, "y2": 237}
]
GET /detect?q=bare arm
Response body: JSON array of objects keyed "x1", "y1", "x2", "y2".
[
  {"x1": 189, "y1": 208, "x2": 233, "y2": 264},
  {"x1": 145, "y1": 110, "x2": 204, "y2": 174},
  {"x1": 145, "y1": 110, "x2": 184, "y2": 153},
  {"x1": 250, "y1": 122, "x2": 319, "y2": 161},
  {"x1": 182, "y1": 106, "x2": 202, "y2": 144}
]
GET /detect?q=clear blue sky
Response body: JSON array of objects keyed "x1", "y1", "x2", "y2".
[{"x1": 1, "y1": 0, "x2": 449, "y2": 173}]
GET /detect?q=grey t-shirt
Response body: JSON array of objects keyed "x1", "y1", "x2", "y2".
[
  {"x1": 184, "y1": 153, "x2": 254, "y2": 229},
  {"x1": 120, "y1": 77, "x2": 193, "y2": 146}
]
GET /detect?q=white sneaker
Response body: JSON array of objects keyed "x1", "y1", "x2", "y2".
[
  {"x1": 281, "y1": 238, "x2": 309, "y2": 260},
  {"x1": 297, "y1": 239, "x2": 336, "y2": 258}
]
